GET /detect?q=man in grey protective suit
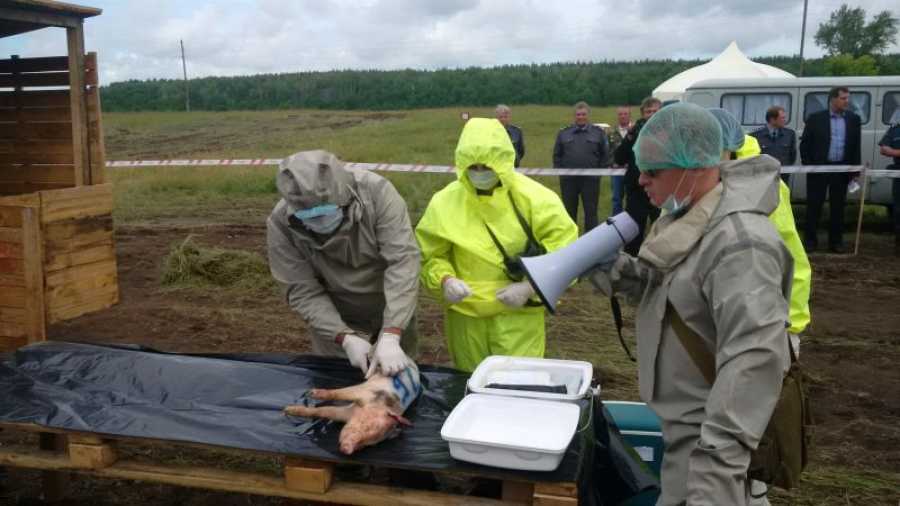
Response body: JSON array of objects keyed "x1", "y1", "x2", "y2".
[
  {"x1": 591, "y1": 103, "x2": 792, "y2": 505},
  {"x1": 267, "y1": 150, "x2": 420, "y2": 377}
]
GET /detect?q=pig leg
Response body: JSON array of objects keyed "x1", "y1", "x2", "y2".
[{"x1": 284, "y1": 404, "x2": 354, "y2": 422}]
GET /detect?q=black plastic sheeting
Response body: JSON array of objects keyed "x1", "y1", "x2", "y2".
[{"x1": 0, "y1": 342, "x2": 658, "y2": 504}]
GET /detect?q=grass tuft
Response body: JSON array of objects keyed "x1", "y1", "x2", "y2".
[{"x1": 161, "y1": 235, "x2": 275, "y2": 291}]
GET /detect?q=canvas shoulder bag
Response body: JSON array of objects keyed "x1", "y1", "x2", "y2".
[{"x1": 666, "y1": 301, "x2": 812, "y2": 490}]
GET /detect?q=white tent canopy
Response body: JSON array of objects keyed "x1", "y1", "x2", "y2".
[{"x1": 653, "y1": 41, "x2": 795, "y2": 102}]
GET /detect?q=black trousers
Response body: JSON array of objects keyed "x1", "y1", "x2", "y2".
[
  {"x1": 560, "y1": 176, "x2": 601, "y2": 232},
  {"x1": 805, "y1": 171, "x2": 850, "y2": 248},
  {"x1": 624, "y1": 186, "x2": 659, "y2": 256}
]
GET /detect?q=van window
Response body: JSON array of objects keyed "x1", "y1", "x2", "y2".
[
  {"x1": 804, "y1": 92, "x2": 871, "y2": 123},
  {"x1": 883, "y1": 92, "x2": 900, "y2": 125},
  {"x1": 721, "y1": 93, "x2": 791, "y2": 126}
]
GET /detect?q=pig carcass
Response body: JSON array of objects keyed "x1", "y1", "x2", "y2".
[{"x1": 284, "y1": 363, "x2": 422, "y2": 454}]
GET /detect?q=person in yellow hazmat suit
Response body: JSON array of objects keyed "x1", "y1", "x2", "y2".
[{"x1": 415, "y1": 118, "x2": 579, "y2": 372}]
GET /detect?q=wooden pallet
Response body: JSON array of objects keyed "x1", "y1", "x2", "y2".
[{"x1": 0, "y1": 422, "x2": 579, "y2": 505}]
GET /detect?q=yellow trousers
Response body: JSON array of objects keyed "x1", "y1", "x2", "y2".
[{"x1": 445, "y1": 309, "x2": 545, "y2": 372}]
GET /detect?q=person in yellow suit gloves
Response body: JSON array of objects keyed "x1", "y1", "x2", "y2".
[
  {"x1": 708, "y1": 108, "x2": 812, "y2": 506},
  {"x1": 416, "y1": 118, "x2": 578, "y2": 372}
]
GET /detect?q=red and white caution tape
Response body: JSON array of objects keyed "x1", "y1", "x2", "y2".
[
  {"x1": 106, "y1": 159, "x2": 625, "y2": 175},
  {"x1": 106, "y1": 159, "x2": 282, "y2": 167},
  {"x1": 106, "y1": 160, "x2": 895, "y2": 177}
]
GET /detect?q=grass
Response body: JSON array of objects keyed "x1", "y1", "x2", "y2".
[
  {"x1": 770, "y1": 464, "x2": 900, "y2": 505},
  {"x1": 105, "y1": 105, "x2": 629, "y2": 225},
  {"x1": 161, "y1": 235, "x2": 275, "y2": 291}
]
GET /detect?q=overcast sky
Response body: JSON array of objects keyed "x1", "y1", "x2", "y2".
[{"x1": 2, "y1": 0, "x2": 898, "y2": 85}]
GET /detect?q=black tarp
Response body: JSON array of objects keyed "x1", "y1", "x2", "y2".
[{"x1": 0, "y1": 342, "x2": 658, "y2": 504}]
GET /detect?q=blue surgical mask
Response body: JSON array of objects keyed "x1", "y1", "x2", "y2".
[
  {"x1": 294, "y1": 205, "x2": 344, "y2": 234},
  {"x1": 659, "y1": 171, "x2": 697, "y2": 217},
  {"x1": 468, "y1": 170, "x2": 499, "y2": 190}
]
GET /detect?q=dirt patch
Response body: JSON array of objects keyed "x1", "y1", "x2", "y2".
[{"x1": 1, "y1": 223, "x2": 898, "y2": 504}]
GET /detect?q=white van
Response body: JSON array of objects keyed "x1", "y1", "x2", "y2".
[{"x1": 683, "y1": 76, "x2": 900, "y2": 205}]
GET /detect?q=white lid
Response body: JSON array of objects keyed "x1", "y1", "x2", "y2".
[
  {"x1": 467, "y1": 356, "x2": 594, "y2": 402},
  {"x1": 441, "y1": 394, "x2": 581, "y2": 454}
]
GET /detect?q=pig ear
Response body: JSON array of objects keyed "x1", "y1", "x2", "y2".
[{"x1": 388, "y1": 412, "x2": 413, "y2": 427}]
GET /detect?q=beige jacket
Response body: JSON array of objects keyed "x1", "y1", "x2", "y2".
[
  {"x1": 267, "y1": 151, "x2": 420, "y2": 354},
  {"x1": 593, "y1": 155, "x2": 792, "y2": 505}
]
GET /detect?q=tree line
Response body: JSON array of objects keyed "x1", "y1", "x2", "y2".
[{"x1": 99, "y1": 54, "x2": 900, "y2": 112}]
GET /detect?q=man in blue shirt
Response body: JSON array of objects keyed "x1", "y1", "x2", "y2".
[{"x1": 800, "y1": 86, "x2": 862, "y2": 254}]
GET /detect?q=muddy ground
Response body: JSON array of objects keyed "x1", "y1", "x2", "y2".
[{"x1": 2, "y1": 221, "x2": 899, "y2": 505}]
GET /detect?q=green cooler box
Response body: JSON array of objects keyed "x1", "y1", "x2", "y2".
[{"x1": 605, "y1": 400, "x2": 663, "y2": 505}]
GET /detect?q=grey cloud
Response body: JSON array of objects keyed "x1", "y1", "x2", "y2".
[
  {"x1": 2, "y1": 0, "x2": 897, "y2": 84},
  {"x1": 372, "y1": 0, "x2": 480, "y2": 21},
  {"x1": 637, "y1": 0, "x2": 797, "y2": 18}
]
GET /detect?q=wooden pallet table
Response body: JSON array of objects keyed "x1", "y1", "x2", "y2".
[{"x1": 0, "y1": 422, "x2": 579, "y2": 505}]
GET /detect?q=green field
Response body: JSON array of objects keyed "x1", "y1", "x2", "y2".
[
  {"x1": 106, "y1": 105, "x2": 634, "y2": 224},
  {"x1": 100, "y1": 107, "x2": 898, "y2": 506}
]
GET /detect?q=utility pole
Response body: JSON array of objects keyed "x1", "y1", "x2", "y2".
[
  {"x1": 799, "y1": 0, "x2": 809, "y2": 76},
  {"x1": 180, "y1": 39, "x2": 190, "y2": 112}
]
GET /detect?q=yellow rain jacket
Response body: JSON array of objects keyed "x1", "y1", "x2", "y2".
[
  {"x1": 416, "y1": 118, "x2": 578, "y2": 371},
  {"x1": 738, "y1": 135, "x2": 811, "y2": 333}
]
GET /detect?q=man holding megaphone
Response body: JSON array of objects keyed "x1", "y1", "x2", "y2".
[
  {"x1": 415, "y1": 118, "x2": 578, "y2": 372},
  {"x1": 579, "y1": 103, "x2": 793, "y2": 505}
]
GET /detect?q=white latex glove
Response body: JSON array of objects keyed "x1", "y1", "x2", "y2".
[
  {"x1": 495, "y1": 281, "x2": 535, "y2": 308},
  {"x1": 341, "y1": 334, "x2": 372, "y2": 375},
  {"x1": 366, "y1": 332, "x2": 411, "y2": 378},
  {"x1": 442, "y1": 277, "x2": 472, "y2": 303}
]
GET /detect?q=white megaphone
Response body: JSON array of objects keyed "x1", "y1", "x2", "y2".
[{"x1": 520, "y1": 212, "x2": 639, "y2": 314}]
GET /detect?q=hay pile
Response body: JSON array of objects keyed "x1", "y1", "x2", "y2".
[{"x1": 161, "y1": 235, "x2": 274, "y2": 290}]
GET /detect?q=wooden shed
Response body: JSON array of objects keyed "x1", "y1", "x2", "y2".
[{"x1": 0, "y1": 0, "x2": 116, "y2": 352}]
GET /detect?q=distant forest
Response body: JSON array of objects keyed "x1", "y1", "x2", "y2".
[{"x1": 99, "y1": 54, "x2": 900, "y2": 112}]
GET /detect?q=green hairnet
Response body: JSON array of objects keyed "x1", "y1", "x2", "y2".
[
  {"x1": 707, "y1": 108, "x2": 745, "y2": 152},
  {"x1": 634, "y1": 103, "x2": 723, "y2": 171}
]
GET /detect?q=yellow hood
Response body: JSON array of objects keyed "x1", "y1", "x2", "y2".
[{"x1": 454, "y1": 118, "x2": 516, "y2": 191}]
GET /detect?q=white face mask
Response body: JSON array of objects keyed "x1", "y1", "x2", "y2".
[
  {"x1": 300, "y1": 208, "x2": 344, "y2": 234},
  {"x1": 468, "y1": 169, "x2": 499, "y2": 190},
  {"x1": 659, "y1": 171, "x2": 698, "y2": 217}
]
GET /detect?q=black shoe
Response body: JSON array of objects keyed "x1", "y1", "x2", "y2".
[{"x1": 829, "y1": 244, "x2": 847, "y2": 254}]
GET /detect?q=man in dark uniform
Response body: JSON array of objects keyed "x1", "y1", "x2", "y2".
[
  {"x1": 751, "y1": 105, "x2": 796, "y2": 183},
  {"x1": 496, "y1": 104, "x2": 525, "y2": 167},
  {"x1": 615, "y1": 96, "x2": 661, "y2": 255},
  {"x1": 879, "y1": 109, "x2": 900, "y2": 255},
  {"x1": 800, "y1": 86, "x2": 862, "y2": 254},
  {"x1": 552, "y1": 101, "x2": 609, "y2": 232}
]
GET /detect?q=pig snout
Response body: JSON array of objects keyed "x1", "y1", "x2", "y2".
[{"x1": 338, "y1": 405, "x2": 400, "y2": 455}]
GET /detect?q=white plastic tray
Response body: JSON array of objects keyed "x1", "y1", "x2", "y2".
[
  {"x1": 467, "y1": 356, "x2": 593, "y2": 402},
  {"x1": 440, "y1": 393, "x2": 580, "y2": 471}
]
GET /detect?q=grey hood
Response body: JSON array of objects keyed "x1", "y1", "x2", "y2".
[
  {"x1": 710, "y1": 154, "x2": 781, "y2": 228},
  {"x1": 276, "y1": 150, "x2": 355, "y2": 214},
  {"x1": 637, "y1": 154, "x2": 781, "y2": 272}
]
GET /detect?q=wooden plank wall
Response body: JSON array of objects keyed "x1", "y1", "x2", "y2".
[
  {"x1": 0, "y1": 201, "x2": 32, "y2": 350},
  {"x1": 0, "y1": 52, "x2": 102, "y2": 195},
  {"x1": 85, "y1": 53, "x2": 106, "y2": 185},
  {"x1": 40, "y1": 184, "x2": 117, "y2": 324}
]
